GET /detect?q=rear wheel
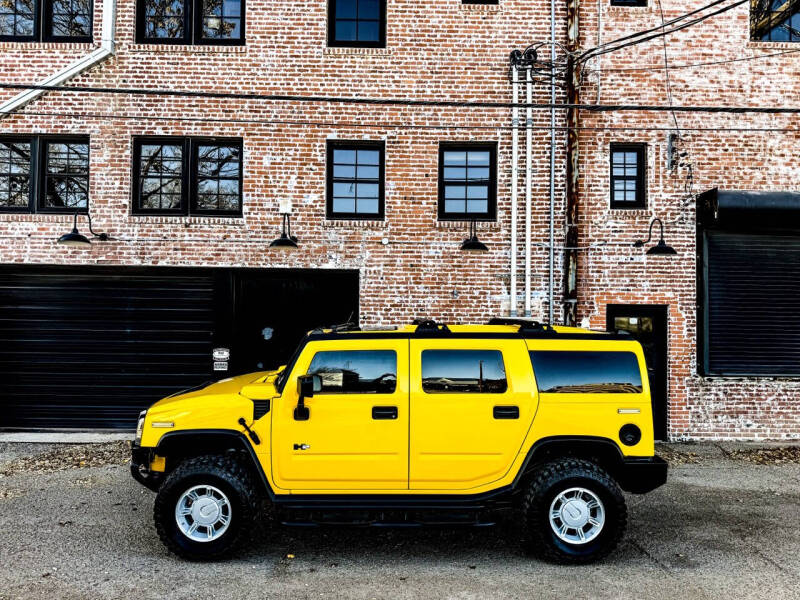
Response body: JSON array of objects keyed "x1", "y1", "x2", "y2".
[
  {"x1": 154, "y1": 455, "x2": 259, "y2": 560},
  {"x1": 522, "y1": 458, "x2": 627, "y2": 564}
]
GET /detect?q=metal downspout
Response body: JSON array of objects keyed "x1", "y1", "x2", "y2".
[
  {"x1": 548, "y1": 0, "x2": 556, "y2": 324},
  {"x1": 525, "y1": 66, "x2": 533, "y2": 317},
  {"x1": 564, "y1": 0, "x2": 581, "y2": 326},
  {"x1": 510, "y1": 65, "x2": 519, "y2": 316},
  {"x1": 0, "y1": 0, "x2": 117, "y2": 116}
]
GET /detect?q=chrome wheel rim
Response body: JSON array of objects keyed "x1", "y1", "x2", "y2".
[
  {"x1": 548, "y1": 487, "x2": 605, "y2": 545},
  {"x1": 175, "y1": 484, "x2": 232, "y2": 542}
]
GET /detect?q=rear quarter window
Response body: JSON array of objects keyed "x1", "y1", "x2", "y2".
[{"x1": 529, "y1": 350, "x2": 643, "y2": 394}]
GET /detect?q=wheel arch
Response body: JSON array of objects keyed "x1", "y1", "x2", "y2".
[{"x1": 155, "y1": 429, "x2": 276, "y2": 500}]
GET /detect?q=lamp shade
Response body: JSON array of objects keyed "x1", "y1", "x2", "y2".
[
  {"x1": 647, "y1": 239, "x2": 677, "y2": 256},
  {"x1": 460, "y1": 236, "x2": 488, "y2": 252},
  {"x1": 269, "y1": 233, "x2": 298, "y2": 250},
  {"x1": 57, "y1": 228, "x2": 92, "y2": 248}
]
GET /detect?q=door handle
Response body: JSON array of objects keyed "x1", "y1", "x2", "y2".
[
  {"x1": 372, "y1": 406, "x2": 398, "y2": 420},
  {"x1": 493, "y1": 405, "x2": 519, "y2": 419},
  {"x1": 293, "y1": 443, "x2": 310, "y2": 450}
]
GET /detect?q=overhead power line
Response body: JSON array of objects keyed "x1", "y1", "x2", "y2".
[
  {"x1": 3, "y1": 81, "x2": 800, "y2": 113},
  {"x1": 591, "y1": 47, "x2": 800, "y2": 72}
]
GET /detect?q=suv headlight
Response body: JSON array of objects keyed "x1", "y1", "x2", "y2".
[{"x1": 135, "y1": 410, "x2": 146, "y2": 444}]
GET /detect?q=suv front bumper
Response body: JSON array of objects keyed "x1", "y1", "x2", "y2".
[
  {"x1": 617, "y1": 455, "x2": 668, "y2": 494},
  {"x1": 130, "y1": 444, "x2": 163, "y2": 492}
]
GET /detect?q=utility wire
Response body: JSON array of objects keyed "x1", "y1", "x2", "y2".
[
  {"x1": 591, "y1": 47, "x2": 800, "y2": 72},
  {"x1": 5, "y1": 82, "x2": 800, "y2": 113}
]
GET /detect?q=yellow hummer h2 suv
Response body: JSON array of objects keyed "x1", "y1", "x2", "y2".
[{"x1": 131, "y1": 319, "x2": 667, "y2": 564}]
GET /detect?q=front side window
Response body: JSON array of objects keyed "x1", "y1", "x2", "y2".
[
  {"x1": 438, "y1": 143, "x2": 497, "y2": 221},
  {"x1": 421, "y1": 349, "x2": 507, "y2": 393},
  {"x1": 136, "y1": 0, "x2": 244, "y2": 44},
  {"x1": 610, "y1": 143, "x2": 646, "y2": 209},
  {"x1": 0, "y1": 139, "x2": 33, "y2": 210},
  {"x1": 751, "y1": 0, "x2": 800, "y2": 41},
  {"x1": 529, "y1": 351, "x2": 643, "y2": 393},
  {"x1": 0, "y1": 0, "x2": 92, "y2": 41},
  {"x1": 133, "y1": 137, "x2": 242, "y2": 216},
  {"x1": 0, "y1": 136, "x2": 89, "y2": 213},
  {"x1": 307, "y1": 350, "x2": 397, "y2": 394},
  {"x1": 328, "y1": 0, "x2": 385, "y2": 47},
  {"x1": 326, "y1": 141, "x2": 384, "y2": 220}
]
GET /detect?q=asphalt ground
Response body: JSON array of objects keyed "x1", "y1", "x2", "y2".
[{"x1": 0, "y1": 441, "x2": 798, "y2": 600}]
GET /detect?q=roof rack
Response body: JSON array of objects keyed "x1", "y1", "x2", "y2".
[
  {"x1": 412, "y1": 318, "x2": 451, "y2": 333},
  {"x1": 310, "y1": 321, "x2": 361, "y2": 334},
  {"x1": 487, "y1": 317, "x2": 553, "y2": 333}
]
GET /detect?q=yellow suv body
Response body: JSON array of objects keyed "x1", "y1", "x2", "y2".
[{"x1": 132, "y1": 320, "x2": 667, "y2": 563}]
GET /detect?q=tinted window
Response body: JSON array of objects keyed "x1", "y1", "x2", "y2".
[
  {"x1": 530, "y1": 351, "x2": 642, "y2": 393},
  {"x1": 307, "y1": 350, "x2": 396, "y2": 394},
  {"x1": 421, "y1": 350, "x2": 507, "y2": 393},
  {"x1": 438, "y1": 143, "x2": 497, "y2": 221},
  {"x1": 328, "y1": 0, "x2": 385, "y2": 47},
  {"x1": 0, "y1": 140, "x2": 32, "y2": 210},
  {"x1": 43, "y1": 140, "x2": 89, "y2": 210}
]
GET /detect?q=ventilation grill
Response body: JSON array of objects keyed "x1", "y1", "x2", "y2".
[{"x1": 253, "y1": 400, "x2": 270, "y2": 420}]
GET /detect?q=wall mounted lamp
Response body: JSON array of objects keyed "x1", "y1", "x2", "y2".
[
  {"x1": 460, "y1": 219, "x2": 488, "y2": 253},
  {"x1": 633, "y1": 218, "x2": 677, "y2": 256},
  {"x1": 57, "y1": 210, "x2": 110, "y2": 248},
  {"x1": 269, "y1": 213, "x2": 298, "y2": 250}
]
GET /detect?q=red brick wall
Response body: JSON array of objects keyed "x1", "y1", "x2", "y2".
[{"x1": 577, "y1": 1, "x2": 800, "y2": 439}]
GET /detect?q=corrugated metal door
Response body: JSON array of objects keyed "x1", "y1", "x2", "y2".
[
  {"x1": 703, "y1": 230, "x2": 800, "y2": 376},
  {"x1": 0, "y1": 266, "x2": 217, "y2": 429}
]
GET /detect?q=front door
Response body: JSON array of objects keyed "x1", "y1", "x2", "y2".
[
  {"x1": 409, "y1": 338, "x2": 537, "y2": 490},
  {"x1": 271, "y1": 338, "x2": 409, "y2": 491},
  {"x1": 607, "y1": 305, "x2": 669, "y2": 440}
]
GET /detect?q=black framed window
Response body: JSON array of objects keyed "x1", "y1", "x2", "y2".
[
  {"x1": 751, "y1": 0, "x2": 800, "y2": 41},
  {"x1": 610, "y1": 0, "x2": 647, "y2": 6},
  {"x1": 438, "y1": 143, "x2": 497, "y2": 221},
  {"x1": 529, "y1": 351, "x2": 643, "y2": 394},
  {"x1": 610, "y1": 143, "x2": 646, "y2": 209},
  {"x1": 0, "y1": 139, "x2": 33, "y2": 211},
  {"x1": 132, "y1": 137, "x2": 242, "y2": 216},
  {"x1": 0, "y1": 135, "x2": 89, "y2": 214},
  {"x1": 307, "y1": 350, "x2": 397, "y2": 394},
  {"x1": 328, "y1": 0, "x2": 386, "y2": 48},
  {"x1": 326, "y1": 141, "x2": 384, "y2": 220},
  {"x1": 136, "y1": 0, "x2": 245, "y2": 44},
  {"x1": 0, "y1": 0, "x2": 92, "y2": 41},
  {"x1": 421, "y1": 350, "x2": 507, "y2": 394}
]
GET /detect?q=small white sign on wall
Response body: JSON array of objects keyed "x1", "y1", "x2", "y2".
[
  {"x1": 279, "y1": 198, "x2": 292, "y2": 214},
  {"x1": 214, "y1": 361, "x2": 229, "y2": 371}
]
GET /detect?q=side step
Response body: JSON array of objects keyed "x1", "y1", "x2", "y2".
[{"x1": 278, "y1": 509, "x2": 498, "y2": 527}]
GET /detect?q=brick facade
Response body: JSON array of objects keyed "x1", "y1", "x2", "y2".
[{"x1": 1, "y1": 0, "x2": 798, "y2": 438}]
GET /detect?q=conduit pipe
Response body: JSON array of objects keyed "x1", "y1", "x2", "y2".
[
  {"x1": 510, "y1": 65, "x2": 519, "y2": 316},
  {"x1": 524, "y1": 66, "x2": 532, "y2": 317},
  {"x1": 548, "y1": 0, "x2": 556, "y2": 325},
  {"x1": 0, "y1": 0, "x2": 117, "y2": 116}
]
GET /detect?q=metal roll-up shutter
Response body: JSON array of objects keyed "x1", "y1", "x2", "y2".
[
  {"x1": 0, "y1": 266, "x2": 217, "y2": 429},
  {"x1": 704, "y1": 230, "x2": 800, "y2": 375}
]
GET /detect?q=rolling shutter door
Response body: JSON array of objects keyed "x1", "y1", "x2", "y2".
[
  {"x1": 0, "y1": 267, "x2": 216, "y2": 429},
  {"x1": 704, "y1": 230, "x2": 800, "y2": 375}
]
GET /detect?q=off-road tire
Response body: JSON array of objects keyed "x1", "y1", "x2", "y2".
[
  {"x1": 521, "y1": 458, "x2": 627, "y2": 565},
  {"x1": 154, "y1": 454, "x2": 259, "y2": 561}
]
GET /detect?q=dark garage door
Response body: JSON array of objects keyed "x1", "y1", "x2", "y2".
[{"x1": 0, "y1": 266, "x2": 359, "y2": 430}]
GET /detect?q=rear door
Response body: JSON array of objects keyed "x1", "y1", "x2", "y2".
[
  {"x1": 409, "y1": 338, "x2": 536, "y2": 490},
  {"x1": 271, "y1": 338, "x2": 409, "y2": 491}
]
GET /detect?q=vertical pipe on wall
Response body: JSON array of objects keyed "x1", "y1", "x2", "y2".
[
  {"x1": 525, "y1": 66, "x2": 533, "y2": 317},
  {"x1": 549, "y1": 0, "x2": 556, "y2": 325},
  {"x1": 510, "y1": 65, "x2": 520, "y2": 316},
  {"x1": 564, "y1": 0, "x2": 581, "y2": 326}
]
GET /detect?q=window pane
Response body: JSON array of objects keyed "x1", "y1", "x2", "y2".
[
  {"x1": 357, "y1": 19, "x2": 378, "y2": 41},
  {"x1": 443, "y1": 167, "x2": 466, "y2": 180},
  {"x1": 443, "y1": 151, "x2": 466, "y2": 166},
  {"x1": 444, "y1": 199, "x2": 465, "y2": 213},
  {"x1": 335, "y1": 0, "x2": 357, "y2": 18},
  {"x1": 467, "y1": 151, "x2": 490, "y2": 166},
  {"x1": 329, "y1": 144, "x2": 383, "y2": 217},
  {"x1": 0, "y1": 0, "x2": 35, "y2": 37},
  {"x1": 466, "y1": 199, "x2": 488, "y2": 213},
  {"x1": 138, "y1": 142, "x2": 183, "y2": 211},
  {"x1": 0, "y1": 140, "x2": 31, "y2": 209},
  {"x1": 44, "y1": 141, "x2": 89, "y2": 209},
  {"x1": 144, "y1": 0, "x2": 185, "y2": 39},
  {"x1": 467, "y1": 185, "x2": 488, "y2": 199},
  {"x1": 49, "y1": 0, "x2": 92, "y2": 38},
  {"x1": 529, "y1": 351, "x2": 643, "y2": 393},
  {"x1": 201, "y1": 0, "x2": 241, "y2": 39},
  {"x1": 360, "y1": 0, "x2": 380, "y2": 19},
  {"x1": 467, "y1": 167, "x2": 489, "y2": 181},
  {"x1": 308, "y1": 350, "x2": 397, "y2": 394},
  {"x1": 195, "y1": 143, "x2": 241, "y2": 212},
  {"x1": 444, "y1": 185, "x2": 466, "y2": 200},
  {"x1": 422, "y1": 350, "x2": 507, "y2": 394},
  {"x1": 335, "y1": 19, "x2": 357, "y2": 41}
]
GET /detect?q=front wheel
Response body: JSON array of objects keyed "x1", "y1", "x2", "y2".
[
  {"x1": 154, "y1": 455, "x2": 259, "y2": 560},
  {"x1": 521, "y1": 458, "x2": 627, "y2": 564}
]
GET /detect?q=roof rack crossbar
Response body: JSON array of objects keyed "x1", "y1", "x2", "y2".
[
  {"x1": 413, "y1": 319, "x2": 451, "y2": 333},
  {"x1": 487, "y1": 317, "x2": 553, "y2": 332}
]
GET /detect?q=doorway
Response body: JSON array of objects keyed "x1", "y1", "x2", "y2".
[{"x1": 606, "y1": 305, "x2": 669, "y2": 440}]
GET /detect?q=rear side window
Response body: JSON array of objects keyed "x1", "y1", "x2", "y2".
[
  {"x1": 529, "y1": 351, "x2": 643, "y2": 393},
  {"x1": 307, "y1": 350, "x2": 396, "y2": 394},
  {"x1": 421, "y1": 350, "x2": 507, "y2": 393}
]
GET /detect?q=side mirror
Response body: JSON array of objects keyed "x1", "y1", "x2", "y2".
[{"x1": 294, "y1": 374, "x2": 321, "y2": 421}]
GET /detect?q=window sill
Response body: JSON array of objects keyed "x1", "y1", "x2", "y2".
[
  {"x1": 323, "y1": 219, "x2": 387, "y2": 229},
  {"x1": 435, "y1": 220, "x2": 499, "y2": 231},
  {"x1": 128, "y1": 43, "x2": 247, "y2": 53},
  {"x1": 745, "y1": 40, "x2": 800, "y2": 49},
  {"x1": 609, "y1": 207, "x2": 649, "y2": 215},
  {"x1": 607, "y1": 5, "x2": 655, "y2": 13},
  {"x1": 322, "y1": 46, "x2": 392, "y2": 56},
  {"x1": 459, "y1": 3, "x2": 501, "y2": 12},
  {"x1": 0, "y1": 41, "x2": 94, "y2": 50},
  {"x1": 0, "y1": 213, "x2": 74, "y2": 222},
  {"x1": 128, "y1": 215, "x2": 245, "y2": 225}
]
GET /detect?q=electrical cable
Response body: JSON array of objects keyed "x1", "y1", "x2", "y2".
[{"x1": 591, "y1": 47, "x2": 800, "y2": 72}]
